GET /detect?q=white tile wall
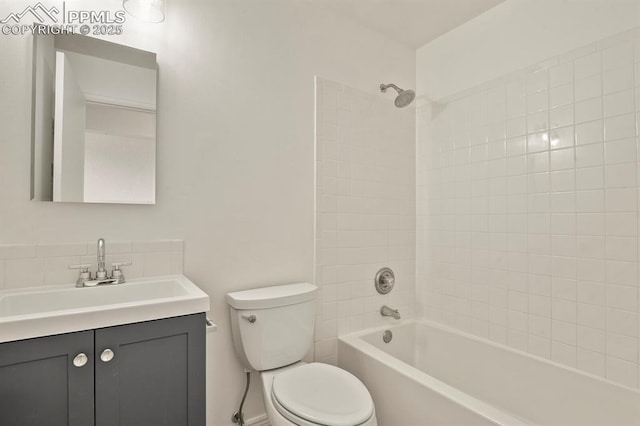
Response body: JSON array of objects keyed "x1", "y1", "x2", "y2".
[
  {"x1": 417, "y1": 29, "x2": 640, "y2": 388},
  {"x1": 0, "y1": 239, "x2": 184, "y2": 289},
  {"x1": 315, "y1": 77, "x2": 416, "y2": 364}
]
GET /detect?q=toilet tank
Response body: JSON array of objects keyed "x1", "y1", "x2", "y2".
[{"x1": 226, "y1": 283, "x2": 317, "y2": 371}]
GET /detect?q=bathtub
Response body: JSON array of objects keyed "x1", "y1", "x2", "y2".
[{"x1": 338, "y1": 320, "x2": 640, "y2": 425}]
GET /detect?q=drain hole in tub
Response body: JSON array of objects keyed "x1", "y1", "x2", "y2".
[{"x1": 383, "y1": 330, "x2": 392, "y2": 343}]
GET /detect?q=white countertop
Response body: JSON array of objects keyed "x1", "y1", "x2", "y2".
[{"x1": 0, "y1": 275, "x2": 210, "y2": 343}]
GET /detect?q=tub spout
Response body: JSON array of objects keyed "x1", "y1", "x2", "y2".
[{"x1": 381, "y1": 305, "x2": 401, "y2": 320}]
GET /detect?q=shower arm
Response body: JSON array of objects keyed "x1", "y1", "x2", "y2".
[{"x1": 380, "y1": 83, "x2": 402, "y2": 94}]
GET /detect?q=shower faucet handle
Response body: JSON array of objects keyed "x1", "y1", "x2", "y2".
[{"x1": 375, "y1": 267, "x2": 395, "y2": 294}]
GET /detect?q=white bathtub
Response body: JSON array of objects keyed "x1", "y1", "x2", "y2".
[{"x1": 338, "y1": 320, "x2": 640, "y2": 426}]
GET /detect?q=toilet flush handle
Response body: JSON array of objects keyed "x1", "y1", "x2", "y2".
[{"x1": 241, "y1": 314, "x2": 256, "y2": 323}]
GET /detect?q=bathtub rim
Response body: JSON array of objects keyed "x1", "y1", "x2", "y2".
[
  {"x1": 342, "y1": 318, "x2": 640, "y2": 395},
  {"x1": 338, "y1": 319, "x2": 527, "y2": 426},
  {"x1": 338, "y1": 318, "x2": 640, "y2": 425}
]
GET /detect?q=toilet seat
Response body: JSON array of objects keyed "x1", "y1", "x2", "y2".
[{"x1": 271, "y1": 363, "x2": 374, "y2": 426}]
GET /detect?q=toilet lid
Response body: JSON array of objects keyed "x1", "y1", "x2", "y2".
[{"x1": 271, "y1": 363, "x2": 374, "y2": 426}]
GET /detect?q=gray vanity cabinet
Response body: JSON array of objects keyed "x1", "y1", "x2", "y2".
[
  {"x1": 0, "y1": 313, "x2": 205, "y2": 426},
  {"x1": 0, "y1": 331, "x2": 95, "y2": 426},
  {"x1": 95, "y1": 313, "x2": 206, "y2": 426}
]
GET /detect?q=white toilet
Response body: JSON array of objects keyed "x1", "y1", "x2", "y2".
[{"x1": 227, "y1": 283, "x2": 377, "y2": 426}]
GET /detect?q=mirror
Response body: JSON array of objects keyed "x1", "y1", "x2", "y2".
[{"x1": 31, "y1": 30, "x2": 157, "y2": 204}]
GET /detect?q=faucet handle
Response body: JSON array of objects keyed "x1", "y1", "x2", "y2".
[
  {"x1": 68, "y1": 264, "x2": 91, "y2": 271},
  {"x1": 110, "y1": 261, "x2": 132, "y2": 283},
  {"x1": 68, "y1": 264, "x2": 92, "y2": 287}
]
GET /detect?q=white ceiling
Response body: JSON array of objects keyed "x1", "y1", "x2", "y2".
[{"x1": 310, "y1": 0, "x2": 506, "y2": 49}]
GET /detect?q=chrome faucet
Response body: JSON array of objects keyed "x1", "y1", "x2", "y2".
[
  {"x1": 96, "y1": 238, "x2": 107, "y2": 280},
  {"x1": 380, "y1": 305, "x2": 401, "y2": 320},
  {"x1": 68, "y1": 238, "x2": 132, "y2": 287}
]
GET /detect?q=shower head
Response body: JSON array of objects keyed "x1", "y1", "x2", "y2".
[{"x1": 380, "y1": 83, "x2": 415, "y2": 108}]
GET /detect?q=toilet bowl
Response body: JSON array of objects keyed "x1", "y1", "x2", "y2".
[
  {"x1": 226, "y1": 283, "x2": 377, "y2": 426},
  {"x1": 261, "y1": 362, "x2": 377, "y2": 426}
]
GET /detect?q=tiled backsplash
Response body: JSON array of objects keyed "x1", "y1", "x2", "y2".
[
  {"x1": 417, "y1": 29, "x2": 640, "y2": 388},
  {"x1": 0, "y1": 240, "x2": 184, "y2": 289},
  {"x1": 315, "y1": 77, "x2": 416, "y2": 364}
]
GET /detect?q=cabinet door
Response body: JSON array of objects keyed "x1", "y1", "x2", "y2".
[
  {"x1": 0, "y1": 331, "x2": 95, "y2": 426},
  {"x1": 95, "y1": 313, "x2": 205, "y2": 426}
]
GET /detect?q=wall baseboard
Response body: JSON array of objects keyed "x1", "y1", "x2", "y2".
[{"x1": 244, "y1": 413, "x2": 269, "y2": 426}]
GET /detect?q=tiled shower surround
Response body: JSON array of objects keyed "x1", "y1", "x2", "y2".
[
  {"x1": 315, "y1": 77, "x2": 415, "y2": 364},
  {"x1": 417, "y1": 29, "x2": 640, "y2": 388}
]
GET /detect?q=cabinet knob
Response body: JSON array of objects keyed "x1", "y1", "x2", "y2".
[
  {"x1": 73, "y1": 353, "x2": 88, "y2": 367},
  {"x1": 100, "y1": 348, "x2": 115, "y2": 363}
]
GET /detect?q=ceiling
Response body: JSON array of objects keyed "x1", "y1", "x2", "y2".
[{"x1": 309, "y1": 0, "x2": 506, "y2": 49}]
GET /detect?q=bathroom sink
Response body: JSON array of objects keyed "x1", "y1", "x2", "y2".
[
  {"x1": 0, "y1": 275, "x2": 210, "y2": 343},
  {"x1": 0, "y1": 279, "x2": 189, "y2": 316}
]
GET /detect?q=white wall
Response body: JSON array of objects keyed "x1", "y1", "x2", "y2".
[
  {"x1": 417, "y1": 0, "x2": 640, "y2": 101},
  {"x1": 416, "y1": 0, "x2": 640, "y2": 388},
  {"x1": 0, "y1": 0, "x2": 415, "y2": 424}
]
